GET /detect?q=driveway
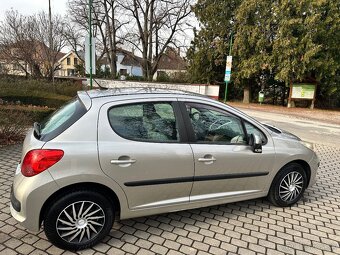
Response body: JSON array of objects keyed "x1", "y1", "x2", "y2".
[
  {"x1": 0, "y1": 143, "x2": 339, "y2": 255},
  {"x1": 241, "y1": 109, "x2": 340, "y2": 148}
]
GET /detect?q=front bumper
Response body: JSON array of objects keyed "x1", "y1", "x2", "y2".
[{"x1": 308, "y1": 152, "x2": 320, "y2": 187}]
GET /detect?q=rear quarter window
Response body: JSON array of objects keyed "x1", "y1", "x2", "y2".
[{"x1": 38, "y1": 97, "x2": 87, "y2": 141}]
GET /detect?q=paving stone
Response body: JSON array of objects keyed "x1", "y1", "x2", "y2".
[
  {"x1": 121, "y1": 243, "x2": 139, "y2": 254},
  {"x1": 150, "y1": 244, "x2": 168, "y2": 255},
  {"x1": 192, "y1": 241, "x2": 209, "y2": 252},
  {"x1": 0, "y1": 144, "x2": 339, "y2": 255},
  {"x1": 179, "y1": 245, "x2": 197, "y2": 255},
  {"x1": 163, "y1": 240, "x2": 180, "y2": 250},
  {"x1": 0, "y1": 248, "x2": 17, "y2": 255},
  {"x1": 136, "y1": 248, "x2": 155, "y2": 255}
]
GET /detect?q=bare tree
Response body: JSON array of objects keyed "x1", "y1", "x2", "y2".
[
  {"x1": 120, "y1": 0, "x2": 192, "y2": 80},
  {"x1": 34, "y1": 12, "x2": 67, "y2": 79},
  {"x1": 0, "y1": 10, "x2": 41, "y2": 77},
  {"x1": 0, "y1": 10, "x2": 67, "y2": 79},
  {"x1": 66, "y1": 0, "x2": 127, "y2": 78}
]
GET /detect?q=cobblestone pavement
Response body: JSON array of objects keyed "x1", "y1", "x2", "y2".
[{"x1": 0, "y1": 144, "x2": 339, "y2": 255}]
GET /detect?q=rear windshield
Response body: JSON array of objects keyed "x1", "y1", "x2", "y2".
[{"x1": 36, "y1": 97, "x2": 87, "y2": 141}]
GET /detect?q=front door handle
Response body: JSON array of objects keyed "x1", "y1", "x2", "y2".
[{"x1": 198, "y1": 155, "x2": 216, "y2": 163}]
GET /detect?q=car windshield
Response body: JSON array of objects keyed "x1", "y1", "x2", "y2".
[{"x1": 36, "y1": 97, "x2": 86, "y2": 141}]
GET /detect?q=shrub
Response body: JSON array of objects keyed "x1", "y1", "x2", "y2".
[
  {"x1": 126, "y1": 75, "x2": 146, "y2": 81},
  {"x1": 0, "y1": 108, "x2": 32, "y2": 144},
  {"x1": 0, "y1": 76, "x2": 79, "y2": 108},
  {"x1": 157, "y1": 72, "x2": 171, "y2": 82},
  {"x1": 0, "y1": 105, "x2": 54, "y2": 145}
]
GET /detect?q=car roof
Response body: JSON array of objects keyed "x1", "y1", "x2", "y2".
[{"x1": 84, "y1": 87, "x2": 206, "y2": 99}]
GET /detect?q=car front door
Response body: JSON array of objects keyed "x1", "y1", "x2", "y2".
[
  {"x1": 98, "y1": 99, "x2": 194, "y2": 210},
  {"x1": 180, "y1": 101, "x2": 275, "y2": 202}
]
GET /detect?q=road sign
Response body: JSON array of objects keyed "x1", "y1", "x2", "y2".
[
  {"x1": 224, "y1": 56, "x2": 232, "y2": 82},
  {"x1": 85, "y1": 36, "x2": 96, "y2": 75}
]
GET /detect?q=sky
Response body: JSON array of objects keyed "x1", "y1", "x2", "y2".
[
  {"x1": 0, "y1": 0, "x2": 196, "y2": 55},
  {"x1": 0, "y1": 0, "x2": 68, "y2": 20}
]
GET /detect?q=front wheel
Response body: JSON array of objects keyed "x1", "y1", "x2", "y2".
[
  {"x1": 44, "y1": 190, "x2": 114, "y2": 250},
  {"x1": 268, "y1": 163, "x2": 307, "y2": 207}
]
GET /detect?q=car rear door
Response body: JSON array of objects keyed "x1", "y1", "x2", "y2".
[
  {"x1": 97, "y1": 98, "x2": 194, "y2": 210},
  {"x1": 179, "y1": 100, "x2": 275, "y2": 202}
]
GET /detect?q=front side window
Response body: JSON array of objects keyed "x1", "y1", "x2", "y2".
[
  {"x1": 108, "y1": 102, "x2": 180, "y2": 142},
  {"x1": 244, "y1": 122, "x2": 267, "y2": 144},
  {"x1": 185, "y1": 103, "x2": 246, "y2": 144}
]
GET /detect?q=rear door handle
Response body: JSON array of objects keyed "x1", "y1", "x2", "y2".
[{"x1": 110, "y1": 159, "x2": 136, "y2": 165}]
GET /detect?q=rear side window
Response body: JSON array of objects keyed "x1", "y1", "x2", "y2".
[
  {"x1": 108, "y1": 102, "x2": 180, "y2": 142},
  {"x1": 38, "y1": 97, "x2": 87, "y2": 141}
]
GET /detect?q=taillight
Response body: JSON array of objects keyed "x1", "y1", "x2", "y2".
[{"x1": 21, "y1": 149, "x2": 64, "y2": 177}]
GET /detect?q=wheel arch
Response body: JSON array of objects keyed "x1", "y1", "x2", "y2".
[
  {"x1": 39, "y1": 182, "x2": 121, "y2": 227},
  {"x1": 285, "y1": 159, "x2": 311, "y2": 187}
]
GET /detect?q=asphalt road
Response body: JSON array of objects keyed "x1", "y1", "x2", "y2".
[{"x1": 240, "y1": 108, "x2": 340, "y2": 148}]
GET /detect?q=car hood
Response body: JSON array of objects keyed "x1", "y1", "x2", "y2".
[{"x1": 262, "y1": 123, "x2": 301, "y2": 141}]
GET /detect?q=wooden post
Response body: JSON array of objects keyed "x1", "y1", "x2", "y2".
[{"x1": 287, "y1": 81, "x2": 293, "y2": 108}]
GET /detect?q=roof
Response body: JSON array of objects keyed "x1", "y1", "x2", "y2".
[
  {"x1": 56, "y1": 52, "x2": 66, "y2": 61},
  {"x1": 157, "y1": 47, "x2": 187, "y2": 71},
  {"x1": 121, "y1": 54, "x2": 143, "y2": 67},
  {"x1": 99, "y1": 48, "x2": 143, "y2": 67},
  {"x1": 84, "y1": 87, "x2": 204, "y2": 99},
  {"x1": 57, "y1": 51, "x2": 76, "y2": 62}
]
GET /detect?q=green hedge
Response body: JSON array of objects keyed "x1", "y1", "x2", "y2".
[
  {"x1": 1, "y1": 95, "x2": 70, "y2": 108},
  {"x1": 0, "y1": 106, "x2": 54, "y2": 123},
  {"x1": 0, "y1": 76, "x2": 82, "y2": 108},
  {"x1": 0, "y1": 106, "x2": 55, "y2": 145}
]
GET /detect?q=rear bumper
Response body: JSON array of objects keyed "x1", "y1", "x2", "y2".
[
  {"x1": 10, "y1": 167, "x2": 59, "y2": 232},
  {"x1": 10, "y1": 186, "x2": 21, "y2": 212}
]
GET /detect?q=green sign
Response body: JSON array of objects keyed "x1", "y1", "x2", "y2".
[{"x1": 291, "y1": 84, "x2": 316, "y2": 99}]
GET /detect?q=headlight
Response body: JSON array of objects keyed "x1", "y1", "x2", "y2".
[{"x1": 300, "y1": 141, "x2": 314, "y2": 151}]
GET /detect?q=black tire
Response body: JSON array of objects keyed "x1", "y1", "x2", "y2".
[
  {"x1": 44, "y1": 190, "x2": 114, "y2": 251},
  {"x1": 268, "y1": 163, "x2": 307, "y2": 207}
]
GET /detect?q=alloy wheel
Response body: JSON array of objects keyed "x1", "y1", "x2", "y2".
[
  {"x1": 56, "y1": 201, "x2": 105, "y2": 243},
  {"x1": 279, "y1": 171, "x2": 304, "y2": 202}
]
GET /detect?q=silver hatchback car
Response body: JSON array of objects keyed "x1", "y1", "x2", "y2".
[{"x1": 11, "y1": 88, "x2": 319, "y2": 250}]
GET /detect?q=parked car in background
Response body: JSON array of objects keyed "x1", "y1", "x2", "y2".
[{"x1": 10, "y1": 88, "x2": 319, "y2": 250}]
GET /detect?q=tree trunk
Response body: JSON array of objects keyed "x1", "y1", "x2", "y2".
[{"x1": 243, "y1": 81, "x2": 251, "y2": 104}]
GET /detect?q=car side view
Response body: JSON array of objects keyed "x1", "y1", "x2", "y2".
[{"x1": 10, "y1": 88, "x2": 319, "y2": 250}]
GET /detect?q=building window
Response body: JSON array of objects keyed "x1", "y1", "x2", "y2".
[
  {"x1": 74, "y1": 58, "x2": 78, "y2": 65},
  {"x1": 120, "y1": 69, "x2": 127, "y2": 75},
  {"x1": 67, "y1": 58, "x2": 71, "y2": 65},
  {"x1": 13, "y1": 64, "x2": 22, "y2": 71}
]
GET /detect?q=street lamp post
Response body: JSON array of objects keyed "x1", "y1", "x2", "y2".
[
  {"x1": 224, "y1": 32, "x2": 233, "y2": 103},
  {"x1": 89, "y1": 0, "x2": 93, "y2": 89},
  {"x1": 48, "y1": 0, "x2": 54, "y2": 83}
]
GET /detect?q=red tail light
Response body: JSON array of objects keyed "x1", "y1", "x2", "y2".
[{"x1": 21, "y1": 149, "x2": 64, "y2": 177}]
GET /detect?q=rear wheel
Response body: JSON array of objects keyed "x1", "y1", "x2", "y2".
[
  {"x1": 44, "y1": 190, "x2": 114, "y2": 250},
  {"x1": 268, "y1": 163, "x2": 307, "y2": 207}
]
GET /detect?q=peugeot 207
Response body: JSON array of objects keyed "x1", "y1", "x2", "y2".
[{"x1": 10, "y1": 88, "x2": 319, "y2": 250}]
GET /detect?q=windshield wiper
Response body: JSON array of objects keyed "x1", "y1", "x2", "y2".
[{"x1": 33, "y1": 122, "x2": 41, "y2": 139}]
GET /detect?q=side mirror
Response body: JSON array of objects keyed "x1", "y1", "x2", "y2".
[{"x1": 249, "y1": 134, "x2": 262, "y2": 153}]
